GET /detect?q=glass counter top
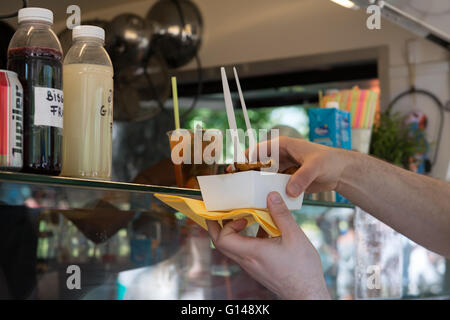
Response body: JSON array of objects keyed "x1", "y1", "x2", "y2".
[
  {"x1": 0, "y1": 171, "x2": 200, "y2": 196},
  {"x1": 0, "y1": 171, "x2": 354, "y2": 210}
]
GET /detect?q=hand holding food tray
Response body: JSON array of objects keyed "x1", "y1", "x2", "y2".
[
  {"x1": 198, "y1": 67, "x2": 304, "y2": 211},
  {"x1": 160, "y1": 67, "x2": 304, "y2": 237}
]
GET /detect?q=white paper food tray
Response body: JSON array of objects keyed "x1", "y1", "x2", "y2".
[{"x1": 197, "y1": 171, "x2": 304, "y2": 211}]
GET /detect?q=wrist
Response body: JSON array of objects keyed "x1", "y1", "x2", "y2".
[
  {"x1": 335, "y1": 149, "x2": 363, "y2": 195},
  {"x1": 284, "y1": 282, "x2": 331, "y2": 300},
  {"x1": 278, "y1": 271, "x2": 331, "y2": 300}
]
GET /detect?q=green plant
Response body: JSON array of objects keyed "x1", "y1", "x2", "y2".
[{"x1": 369, "y1": 111, "x2": 427, "y2": 169}]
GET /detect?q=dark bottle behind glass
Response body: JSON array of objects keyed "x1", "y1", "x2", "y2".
[{"x1": 7, "y1": 8, "x2": 63, "y2": 175}]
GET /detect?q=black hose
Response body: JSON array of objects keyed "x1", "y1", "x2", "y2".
[
  {"x1": 387, "y1": 87, "x2": 447, "y2": 167},
  {"x1": 145, "y1": 51, "x2": 203, "y2": 121},
  {"x1": 145, "y1": 54, "x2": 170, "y2": 116},
  {"x1": 0, "y1": 0, "x2": 28, "y2": 19},
  {"x1": 180, "y1": 53, "x2": 203, "y2": 122}
]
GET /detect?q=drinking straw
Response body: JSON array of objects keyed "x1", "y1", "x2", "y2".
[
  {"x1": 344, "y1": 90, "x2": 352, "y2": 113},
  {"x1": 361, "y1": 90, "x2": 372, "y2": 128},
  {"x1": 368, "y1": 90, "x2": 377, "y2": 128},
  {"x1": 362, "y1": 90, "x2": 371, "y2": 128},
  {"x1": 355, "y1": 89, "x2": 366, "y2": 129},
  {"x1": 368, "y1": 91, "x2": 379, "y2": 129},
  {"x1": 362, "y1": 90, "x2": 372, "y2": 129},
  {"x1": 171, "y1": 76, "x2": 180, "y2": 130},
  {"x1": 350, "y1": 87, "x2": 360, "y2": 128},
  {"x1": 366, "y1": 91, "x2": 374, "y2": 129}
]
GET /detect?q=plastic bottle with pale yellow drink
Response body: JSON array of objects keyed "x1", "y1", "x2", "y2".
[{"x1": 61, "y1": 25, "x2": 113, "y2": 179}]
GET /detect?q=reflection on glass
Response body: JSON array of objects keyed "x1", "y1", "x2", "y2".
[
  {"x1": 0, "y1": 180, "x2": 448, "y2": 299},
  {"x1": 354, "y1": 207, "x2": 403, "y2": 299}
]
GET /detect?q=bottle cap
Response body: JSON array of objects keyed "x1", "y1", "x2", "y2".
[
  {"x1": 18, "y1": 8, "x2": 53, "y2": 24},
  {"x1": 72, "y1": 25, "x2": 105, "y2": 41}
]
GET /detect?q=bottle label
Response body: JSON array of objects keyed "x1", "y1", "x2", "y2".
[{"x1": 34, "y1": 87, "x2": 64, "y2": 128}]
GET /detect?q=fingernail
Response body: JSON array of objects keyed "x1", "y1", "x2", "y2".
[
  {"x1": 269, "y1": 192, "x2": 282, "y2": 204},
  {"x1": 287, "y1": 183, "x2": 300, "y2": 196}
]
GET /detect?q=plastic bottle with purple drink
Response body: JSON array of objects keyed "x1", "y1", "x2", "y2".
[{"x1": 7, "y1": 8, "x2": 63, "y2": 175}]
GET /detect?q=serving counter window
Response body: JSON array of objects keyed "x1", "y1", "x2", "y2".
[{"x1": 0, "y1": 173, "x2": 448, "y2": 299}]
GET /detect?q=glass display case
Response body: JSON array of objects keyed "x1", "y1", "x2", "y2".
[{"x1": 0, "y1": 172, "x2": 448, "y2": 300}]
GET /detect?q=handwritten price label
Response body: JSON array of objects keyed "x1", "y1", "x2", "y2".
[{"x1": 34, "y1": 87, "x2": 64, "y2": 128}]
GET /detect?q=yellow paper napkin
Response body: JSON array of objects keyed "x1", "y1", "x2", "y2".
[{"x1": 154, "y1": 193, "x2": 281, "y2": 237}]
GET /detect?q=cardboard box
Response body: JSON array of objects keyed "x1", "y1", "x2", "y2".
[
  {"x1": 308, "y1": 108, "x2": 351, "y2": 149},
  {"x1": 197, "y1": 171, "x2": 304, "y2": 211}
]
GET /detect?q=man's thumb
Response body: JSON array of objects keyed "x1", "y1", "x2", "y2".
[
  {"x1": 267, "y1": 192, "x2": 298, "y2": 237},
  {"x1": 286, "y1": 163, "x2": 318, "y2": 197}
]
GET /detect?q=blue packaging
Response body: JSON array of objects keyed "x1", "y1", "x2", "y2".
[
  {"x1": 308, "y1": 108, "x2": 351, "y2": 149},
  {"x1": 309, "y1": 108, "x2": 352, "y2": 204},
  {"x1": 339, "y1": 111, "x2": 352, "y2": 150}
]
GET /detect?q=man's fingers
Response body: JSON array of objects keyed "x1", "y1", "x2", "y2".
[
  {"x1": 220, "y1": 218, "x2": 248, "y2": 237},
  {"x1": 206, "y1": 219, "x2": 247, "y2": 244},
  {"x1": 267, "y1": 192, "x2": 299, "y2": 240},
  {"x1": 206, "y1": 219, "x2": 242, "y2": 261},
  {"x1": 286, "y1": 162, "x2": 318, "y2": 197},
  {"x1": 210, "y1": 219, "x2": 261, "y2": 259},
  {"x1": 206, "y1": 220, "x2": 222, "y2": 243}
]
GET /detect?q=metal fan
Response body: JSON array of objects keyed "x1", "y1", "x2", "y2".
[
  {"x1": 107, "y1": 14, "x2": 152, "y2": 69},
  {"x1": 108, "y1": 13, "x2": 170, "y2": 121},
  {"x1": 146, "y1": 0, "x2": 203, "y2": 68}
]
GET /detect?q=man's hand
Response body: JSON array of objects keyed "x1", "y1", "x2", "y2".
[
  {"x1": 277, "y1": 137, "x2": 348, "y2": 196},
  {"x1": 229, "y1": 136, "x2": 349, "y2": 196},
  {"x1": 206, "y1": 191, "x2": 330, "y2": 300}
]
